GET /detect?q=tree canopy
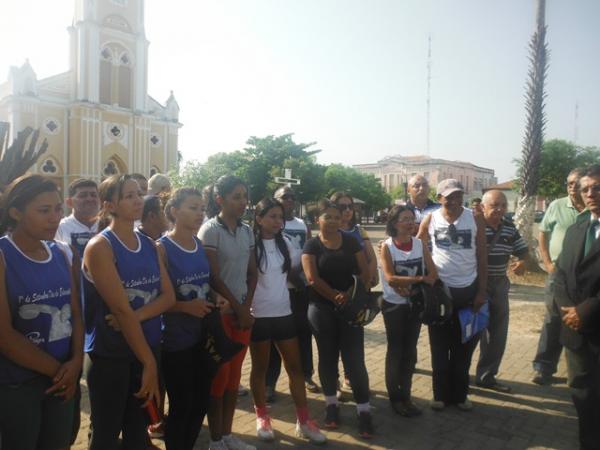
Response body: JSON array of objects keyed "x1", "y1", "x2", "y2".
[
  {"x1": 514, "y1": 139, "x2": 600, "y2": 200},
  {"x1": 170, "y1": 134, "x2": 390, "y2": 211}
]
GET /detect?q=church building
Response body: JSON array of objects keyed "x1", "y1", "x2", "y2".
[{"x1": 0, "y1": 0, "x2": 181, "y2": 192}]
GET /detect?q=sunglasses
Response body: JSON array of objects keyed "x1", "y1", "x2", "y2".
[{"x1": 337, "y1": 204, "x2": 353, "y2": 211}]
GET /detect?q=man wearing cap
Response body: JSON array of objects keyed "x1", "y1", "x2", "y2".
[
  {"x1": 148, "y1": 173, "x2": 172, "y2": 196},
  {"x1": 418, "y1": 179, "x2": 487, "y2": 411},
  {"x1": 475, "y1": 190, "x2": 528, "y2": 393},
  {"x1": 265, "y1": 186, "x2": 319, "y2": 400},
  {"x1": 553, "y1": 165, "x2": 600, "y2": 449},
  {"x1": 406, "y1": 175, "x2": 440, "y2": 229},
  {"x1": 532, "y1": 168, "x2": 586, "y2": 385}
]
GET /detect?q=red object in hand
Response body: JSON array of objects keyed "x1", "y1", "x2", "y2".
[{"x1": 145, "y1": 399, "x2": 160, "y2": 425}]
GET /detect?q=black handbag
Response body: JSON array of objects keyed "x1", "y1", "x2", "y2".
[
  {"x1": 200, "y1": 307, "x2": 245, "y2": 365},
  {"x1": 417, "y1": 280, "x2": 453, "y2": 325},
  {"x1": 336, "y1": 275, "x2": 381, "y2": 327}
]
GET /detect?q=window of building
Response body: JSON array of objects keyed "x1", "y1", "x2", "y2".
[
  {"x1": 103, "y1": 161, "x2": 118, "y2": 176},
  {"x1": 41, "y1": 159, "x2": 57, "y2": 174}
]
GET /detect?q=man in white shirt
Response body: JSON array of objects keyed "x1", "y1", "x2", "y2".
[{"x1": 55, "y1": 178, "x2": 99, "y2": 257}]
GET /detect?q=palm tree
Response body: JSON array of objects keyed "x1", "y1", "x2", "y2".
[
  {"x1": 0, "y1": 123, "x2": 48, "y2": 190},
  {"x1": 514, "y1": 0, "x2": 548, "y2": 254}
]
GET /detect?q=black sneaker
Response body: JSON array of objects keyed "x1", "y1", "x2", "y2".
[
  {"x1": 391, "y1": 400, "x2": 423, "y2": 417},
  {"x1": 532, "y1": 371, "x2": 552, "y2": 386},
  {"x1": 324, "y1": 404, "x2": 340, "y2": 429},
  {"x1": 305, "y1": 378, "x2": 320, "y2": 393},
  {"x1": 357, "y1": 411, "x2": 374, "y2": 439},
  {"x1": 476, "y1": 381, "x2": 512, "y2": 393}
]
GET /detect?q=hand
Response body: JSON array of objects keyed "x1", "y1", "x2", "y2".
[
  {"x1": 422, "y1": 274, "x2": 437, "y2": 286},
  {"x1": 393, "y1": 286, "x2": 411, "y2": 297},
  {"x1": 377, "y1": 240, "x2": 385, "y2": 256},
  {"x1": 105, "y1": 314, "x2": 121, "y2": 331},
  {"x1": 510, "y1": 259, "x2": 526, "y2": 276},
  {"x1": 134, "y1": 359, "x2": 160, "y2": 407},
  {"x1": 544, "y1": 261, "x2": 556, "y2": 274},
  {"x1": 186, "y1": 299, "x2": 214, "y2": 318},
  {"x1": 215, "y1": 294, "x2": 232, "y2": 313},
  {"x1": 334, "y1": 291, "x2": 349, "y2": 306},
  {"x1": 236, "y1": 307, "x2": 255, "y2": 330},
  {"x1": 46, "y1": 357, "x2": 82, "y2": 400},
  {"x1": 560, "y1": 306, "x2": 581, "y2": 331},
  {"x1": 473, "y1": 292, "x2": 487, "y2": 312}
]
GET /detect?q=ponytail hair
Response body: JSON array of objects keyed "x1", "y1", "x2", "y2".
[
  {"x1": 97, "y1": 174, "x2": 134, "y2": 231},
  {"x1": 0, "y1": 174, "x2": 59, "y2": 235},
  {"x1": 164, "y1": 187, "x2": 202, "y2": 223},
  {"x1": 204, "y1": 175, "x2": 247, "y2": 219},
  {"x1": 253, "y1": 197, "x2": 290, "y2": 274}
]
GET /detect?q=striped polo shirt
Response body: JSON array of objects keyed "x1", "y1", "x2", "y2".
[{"x1": 486, "y1": 218, "x2": 528, "y2": 277}]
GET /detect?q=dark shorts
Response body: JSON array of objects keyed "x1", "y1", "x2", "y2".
[
  {"x1": 0, "y1": 376, "x2": 75, "y2": 450},
  {"x1": 251, "y1": 315, "x2": 297, "y2": 343}
]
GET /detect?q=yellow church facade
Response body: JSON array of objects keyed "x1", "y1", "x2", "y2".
[{"x1": 0, "y1": 0, "x2": 181, "y2": 192}]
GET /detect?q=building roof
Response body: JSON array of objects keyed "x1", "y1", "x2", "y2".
[
  {"x1": 353, "y1": 154, "x2": 495, "y2": 174},
  {"x1": 483, "y1": 180, "x2": 515, "y2": 191}
]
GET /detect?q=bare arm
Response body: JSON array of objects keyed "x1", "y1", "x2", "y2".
[
  {"x1": 421, "y1": 239, "x2": 438, "y2": 283},
  {"x1": 538, "y1": 231, "x2": 554, "y2": 273},
  {"x1": 362, "y1": 238, "x2": 379, "y2": 285},
  {"x1": 416, "y1": 214, "x2": 432, "y2": 243},
  {"x1": 355, "y1": 250, "x2": 371, "y2": 289},
  {"x1": 302, "y1": 253, "x2": 340, "y2": 304}
]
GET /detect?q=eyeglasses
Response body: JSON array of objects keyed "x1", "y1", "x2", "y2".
[
  {"x1": 337, "y1": 204, "x2": 353, "y2": 211},
  {"x1": 581, "y1": 185, "x2": 600, "y2": 195}
]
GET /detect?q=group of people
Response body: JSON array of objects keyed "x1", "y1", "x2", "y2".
[{"x1": 0, "y1": 164, "x2": 598, "y2": 450}]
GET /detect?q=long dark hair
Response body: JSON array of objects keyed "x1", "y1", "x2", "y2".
[
  {"x1": 330, "y1": 191, "x2": 356, "y2": 227},
  {"x1": 386, "y1": 205, "x2": 415, "y2": 237},
  {"x1": 253, "y1": 197, "x2": 290, "y2": 274},
  {"x1": 205, "y1": 175, "x2": 247, "y2": 219},
  {"x1": 164, "y1": 187, "x2": 202, "y2": 223},
  {"x1": 97, "y1": 174, "x2": 134, "y2": 231},
  {"x1": 0, "y1": 174, "x2": 59, "y2": 235}
]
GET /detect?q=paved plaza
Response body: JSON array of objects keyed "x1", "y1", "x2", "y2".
[{"x1": 72, "y1": 227, "x2": 578, "y2": 449}]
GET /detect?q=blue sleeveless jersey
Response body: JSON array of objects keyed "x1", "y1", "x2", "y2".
[
  {"x1": 158, "y1": 235, "x2": 210, "y2": 352},
  {"x1": 0, "y1": 237, "x2": 72, "y2": 384},
  {"x1": 341, "y1": 225, "x2": 365, "y2": 249},
  {"x1": 82, "y1": 229, "x2": 162, "y2": 358}
]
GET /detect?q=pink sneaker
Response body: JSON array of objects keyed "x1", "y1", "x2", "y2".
[
  {"x1": 296, "y1": 419, "x2": 327, "y2": 444},
  {"x1": 256, "y1": 415, "x2": 274, "y2": 441}
]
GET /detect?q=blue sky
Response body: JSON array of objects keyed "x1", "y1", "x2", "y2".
[{"x1": 1, "y1": 0, "x2": 599, "y2": 181}]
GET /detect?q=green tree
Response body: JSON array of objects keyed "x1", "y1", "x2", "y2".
[
  {"x1": 323, "y1": 164, "x2": 390, "y2": 212},
  {"x1": 514, "y1": 139, "x2": 600, "y2": 201}
]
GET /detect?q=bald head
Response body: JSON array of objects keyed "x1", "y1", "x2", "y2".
[
  {"x1": 481, "y1": 190, "x2": 508, "y2": 224},
  {"x1": 408, "y1": 175, "x2": 430, "y2": 206}
]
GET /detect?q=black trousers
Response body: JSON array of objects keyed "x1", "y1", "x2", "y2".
[
  {"x1": 162, "y1": 344, "x2": 219, "y2": 450},
  {"x1": 308, "y1": 301, "x2": 370, "y2": 404},
  {"x1": 532, "y1": 272, "x2": 563, "y2": 375},
  {"x1": 428, "y1": 281, "x2": 479, "y2": 404},
  {"x1": 382, "y1": 302, "x2": 422, "y2": 402},
  {"x1": 86, "y1": 353, "x2": 152, "y2": 450},
  {"x1": 266, "y1": 288, "x2": 314, "y2": 387},
  {"x1": 565, "y1": 342, "x2": 600, "y2": 450}
]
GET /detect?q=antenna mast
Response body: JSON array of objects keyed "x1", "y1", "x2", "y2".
[
  {"x1": 426, "y1": 35, "x2": 432, "y2": 156},
  {"x1": 574, "y1": 101, "x2": 579, "y2": 144}
]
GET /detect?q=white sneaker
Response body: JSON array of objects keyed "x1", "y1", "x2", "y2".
[
  {"x1": 223, "y1": 434, "x2": 257, "y2": 450},
  {"x1": 457, "y1": 398, "x2": 473, "y2": 411},
  {"x1": 430, "y1": 400, "x2": 445, "y2": 411},
  {"x1": 296, "y1": 419, "x2": 327, "y2": 444},
  {"x1": 208, "y1": 440, "x2": 228, "y2": 450},
  {"x1": 256, "y1": 415, "x2": 275, "y2": 441}
]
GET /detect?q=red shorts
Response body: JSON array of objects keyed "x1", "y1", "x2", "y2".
[{"x1": 210, "y1": 313, "x2": 251, "y2": 397}]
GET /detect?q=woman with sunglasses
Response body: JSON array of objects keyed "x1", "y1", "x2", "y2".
[{"x1": 417, "y1": 179, "x2": 487, "y2": 412}]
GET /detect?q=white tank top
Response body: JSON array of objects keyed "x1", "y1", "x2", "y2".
[
  {"x1": 429, "y1": 207, "x2": 477, "y2": 288},
  {"x1": 381, "y1": 237, "x2": 424, "y2": 305}
]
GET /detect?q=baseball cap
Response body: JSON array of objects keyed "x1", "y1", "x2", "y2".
[
  {"x1": 148, "y1": 173, "x2": 171, "y2": 195},
  {"x1": 436, "y1": 179, "x2": 464, "y2": 197}
]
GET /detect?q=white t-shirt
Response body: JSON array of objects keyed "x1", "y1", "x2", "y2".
[
  {"x1": 252, "y1": 236, "x2": 300, "y2": 318},
  {"x1": 282, "y1": 216, "x2": 309, "y2": 288},
  {"x1": 55, "y1": 215, "x2": 98, "y2": 257},
  {"x1": 428, "y1": 207, "x2": 477, "y2": 288},
  {"x1": 381, "y1": 237, "x2": 424, "y2": 305}
]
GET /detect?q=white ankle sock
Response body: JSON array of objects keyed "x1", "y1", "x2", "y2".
[
  {"x1": 356, "y1": 402, "x2": 370, "y2": 413},
  {"x1": 325, "y1": 395, "x2": 338, "y2": 406}
]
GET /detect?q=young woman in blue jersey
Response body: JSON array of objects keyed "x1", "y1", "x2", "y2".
[
  {"x1": 82, "y1": 174, "x2": 175, "y2": 450},
  {"x1": 250, "y1": 198, "x2": 326, "y2": 444},
  {"x1": 380, "y1": 205, "x2": 437, "y2": 417},
  {"x1": 198, "y1": 175, "x2": 258, "y2": 450},
  {"x1": 302, "y1": 199, "x2": 374, "y2": 439},
  {"x1": 0, "y1": 174, "x2": 84, "y2": 450},
  {"x1": 157, "y1": 188, "x2": 216, "y2": 450}
]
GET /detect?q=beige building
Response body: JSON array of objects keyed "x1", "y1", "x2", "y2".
[
  {"x1": 0, "y1": 0, "x2": 181, "y2": 192},
  {"x1": 354, "y1": 155, "x2": 497, "y2": 197}
]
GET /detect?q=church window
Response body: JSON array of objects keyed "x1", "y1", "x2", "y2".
[
  {"x1": 110, "y1": 125, "x2": 122, "y2": 138},
  {"x1": 150, "y1": 135, "x2": 161, "y2": 146},
  {"x1": 118, "y1": 65, "x2": 132, "y2": 108},
  {"x1": 103, "y1": 161, "x2": 118, "y2": 176},
  {"x1": 120, "y1": 53, "x2": 130, "y2": 65},
  {"x1": 101, "y1": 47, "x2": 112, "y2": 61},
  {"x1": 43, "y1": 118, "x2": 61, "y2": 134},
  {"x1": 41, "y1": 159, "x2": 57, "y2": 174}
]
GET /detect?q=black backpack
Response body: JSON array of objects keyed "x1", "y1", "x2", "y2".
[
  {"x1": 336, "y1": 275, "x2": 381, "y2": 327},
  {"x1": 414, "y1": 280, "x2": 453, "y2": 325}
]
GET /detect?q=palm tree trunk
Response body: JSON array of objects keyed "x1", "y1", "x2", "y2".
[{"x1": 514, "y1": 0, "x2": 548, "y2": 259}]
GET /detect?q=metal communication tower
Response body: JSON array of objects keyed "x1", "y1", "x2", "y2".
[{"x1": 426, "y1": 35, "x2": 432, "y2": 156}]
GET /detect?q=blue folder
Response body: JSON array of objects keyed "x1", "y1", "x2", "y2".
[{"x1": 458, "y1": 301, "x2": 489, "y2": 343}]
